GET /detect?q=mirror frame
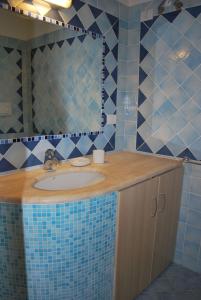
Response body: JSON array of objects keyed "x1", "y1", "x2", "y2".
[{"x1": 0, "y1": 2, "x2": 106, "y2": 143}]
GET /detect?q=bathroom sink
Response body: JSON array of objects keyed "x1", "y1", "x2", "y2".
[{"x1": 33, "y1": 170, "x2": 105, "y2": 191}]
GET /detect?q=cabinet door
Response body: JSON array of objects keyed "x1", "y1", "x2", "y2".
[
  {"x1": 115, "y1": 177, "x2": 158, "y2": 300},
  {"x1": 151, "y1": 167, "x2": 183, "y2": 280}
]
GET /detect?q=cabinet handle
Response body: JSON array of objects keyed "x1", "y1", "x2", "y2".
[
  {"x1": 158, "y1": 193, "x2": 166, "y2": 213},
  {"x1": 151, "y1": 197, "x2": 157, "y2": 218}
]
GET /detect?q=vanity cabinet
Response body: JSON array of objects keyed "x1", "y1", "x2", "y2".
[
  {"x1": 151, "y1": 168, "x2": 183, "y2": 280},
  {"x1": 115, "y1": 167, "x2": 183, "y2": 300}
]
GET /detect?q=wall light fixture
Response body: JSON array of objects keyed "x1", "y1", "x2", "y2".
[
  {"x1": 8, "y1": 0, "x2": 72, "y2": 17},
  {"x1": 43, "y1": 0, "x2": 72, "y2": 9}
]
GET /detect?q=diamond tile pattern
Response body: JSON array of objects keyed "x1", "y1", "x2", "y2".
[
  {"x1": 0, "y1": 1, "x2": 118, "y2": 172},
  {"x1": 137, "y1": 5, "x2": 201, "y2": 160},
  {"x1": 0, "y1": 38, "x2": 23, "y2": 137},
  {"x1": 31, "y1": 34, "x2": 102, "y2": 135}
]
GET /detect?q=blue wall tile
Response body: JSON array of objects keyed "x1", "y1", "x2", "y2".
[
  {"x1": 137, "y1": 5, "x2": 201, "y2": 161},
  {"x1": 131, "y1": 2, "x2": 201, "y2": 274},
  {"x1": 175, "y1": 163, "x2": 201, "y2": 274}
]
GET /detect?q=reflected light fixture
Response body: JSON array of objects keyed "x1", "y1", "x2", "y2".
[
  {"x1": 17, "y1": 2, "x2": 38, "y2": 13},
  {"x1": 43, "y1": 0, "x2": 72, "y2": 8},
  {"x1": 170, "y1": 48, "x2": 190, "y2": 61},
  {"x1": 175, "y1": 49, "x2": 190, "y2": 60},
  {"x1": 9, "y1": 0, "x2": 72, "y2": 17},
  {"x1": 8, "y1": 0, "x2": 24, "y2": 7},
  {"x1": 33, "y1": 0, "x2": 51, "y2": 16}
]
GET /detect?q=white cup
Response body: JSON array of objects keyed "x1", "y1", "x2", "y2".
[{"x1": 93, "y1": 149, "x2": 105, "y2": 164}]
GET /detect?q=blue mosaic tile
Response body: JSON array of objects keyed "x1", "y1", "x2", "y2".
[
  {"x1": 0, "y1": 192, "x2": 117, "y2": 300},
  {"x1": 0, "y1": 204, "x2": 27, "y2": 300}
]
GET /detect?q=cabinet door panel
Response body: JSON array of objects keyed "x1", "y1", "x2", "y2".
[
  {"x1": 115, "y1": 177, "x2": 158, "y2": 300},
  {"x1": 151, "y1": 167, "x2": 183, "y2": 280}
]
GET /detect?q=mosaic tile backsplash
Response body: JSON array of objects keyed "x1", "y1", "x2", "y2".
[
  {"x1": 137, "y1": 4, "x2": 201, "y2": 161},
  {"x1": 0, "y1": 192, "x2": 117, "y2": 300},
  {"x1": 0, "y1": 0, "x2": 119, "y2": 173}
]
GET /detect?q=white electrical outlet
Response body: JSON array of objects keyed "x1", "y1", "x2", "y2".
[{"x1": 0, "y1": 102, "x2": 12, "y2": 116}]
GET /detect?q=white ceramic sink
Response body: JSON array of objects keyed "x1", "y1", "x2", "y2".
[{"x1": 33, "y1": 170, "x2": 105, "y2": 191}]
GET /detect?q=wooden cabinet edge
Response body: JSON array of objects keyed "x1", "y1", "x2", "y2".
[
  {"x1": 114, "y1": 166, "x2": 183, "y2": 300},
  {"x1": 151, "y1": 167, "x2": 184, "y2": 280}
]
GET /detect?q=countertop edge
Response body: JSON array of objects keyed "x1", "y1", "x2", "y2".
[{"x1": 2, "y1": 160, "x2": 182, "y2": 204}]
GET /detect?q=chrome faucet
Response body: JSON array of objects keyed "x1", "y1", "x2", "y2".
[{"x1": 44, "y1": 149, "x2": 59, "y2": 171}]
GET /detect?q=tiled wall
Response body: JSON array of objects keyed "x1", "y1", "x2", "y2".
[
  {"x1": 30, "y1": 31, "x2": 102, "y2": 135},
  {"x1": 0, "y1": 203, "x2": 27, "y2": 300},
  {"x1": 115, "y1": 0, "x2": 201, "y2": 155},
  {"x1": 0, "y1": 36, "x2": 24, "y2": 136},
  {"x1": 175, "y1": 164, "x2": 201, "y2": 274},
  {"x1": 1, "y1": 0, "x2": 200, "y2": 279},
  {"x1": 0, "y1": 192, "x2": 117, "y2": 300},
  {"x1": 133, "y1": 1, "x2": 201, "y2": 274},
  {"x1": 116, "y1": 6, "x2": 140, "y2": 150},
  {"x1": 137, "y1": 4, "x2": 201, "y2": 160},
  {"x1": 0, "y1": 0, "x2": 120, "y2": 172}
]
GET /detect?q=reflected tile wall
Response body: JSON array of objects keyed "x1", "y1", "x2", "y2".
[
  {"x1": 0, "y1": 36, "x2": 24, "y2": 136},
  {"x1": 31, "y1": 33, "x2": 102, "y2": 135},
  {"x1": 137, "y1": 4, "x2": 201, "y2": 160},
  {"x1": 0, "y1": 0, "x2": 120, "y2": 172}
]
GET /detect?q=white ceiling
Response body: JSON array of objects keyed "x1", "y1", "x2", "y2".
[{"x1": 117, "y1": 0, "x2": 152, "y2": 7}]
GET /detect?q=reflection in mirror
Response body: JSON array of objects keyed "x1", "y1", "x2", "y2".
[{"x1": 0, "y1": 8, "x2": 103, "y2": 139}]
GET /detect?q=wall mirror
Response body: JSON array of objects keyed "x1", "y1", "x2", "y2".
[{"x1": 0, "y1": 8, "x2": 103, "y2": 140}]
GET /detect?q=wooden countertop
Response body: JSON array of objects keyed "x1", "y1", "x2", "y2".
[{"x1": 0, "y1": 151, "x2": 183, "y2": 204}]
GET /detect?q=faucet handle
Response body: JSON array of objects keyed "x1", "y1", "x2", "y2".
[
  {"x1": 45, "y1": 149, "x2": 56, "y2": 161},
  {"x1": 44, "y1": 149, "x2": 60, "y2": 171}
]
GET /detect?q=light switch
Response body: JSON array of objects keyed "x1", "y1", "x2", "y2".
[{"x1": 0, "y1": 102, "x2": 12, "y2": 116}]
